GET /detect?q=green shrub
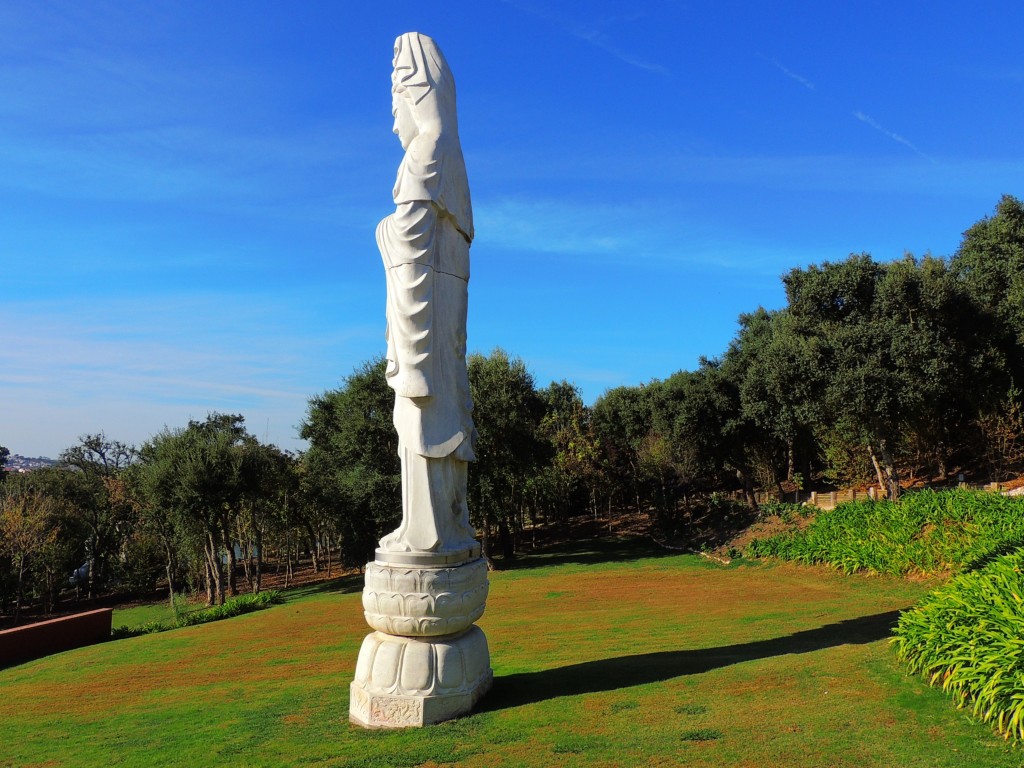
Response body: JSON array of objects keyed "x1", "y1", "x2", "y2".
[
  {"x1": 892, "y1": 548, "x2": 1024, "y2": 741},
  {"x1": 746, "y1": 489, "x2": 1024, "y2": 577},
  {"x1": 112, "y1": 590, "x2": 284, "y2": 638},
  {"x1": 757, "y1": 501, "x2": 805, "y2": 523},
  {"x1": 111, "y1": 620, "x2": 169, "y2": 639},
  {"x1": 175, "y1": 590, "x2": 284, "y2": 627}
]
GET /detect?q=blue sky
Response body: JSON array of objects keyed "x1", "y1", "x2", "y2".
[{"x1": 2, "y1": 0, "x2": 1022, "y2": 458}]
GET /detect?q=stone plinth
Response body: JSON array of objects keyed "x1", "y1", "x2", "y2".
[
  {"x1": 349, "y1": 625, "x2": 492, "y2": 727},
  {"x1": 350, "y1": 554, "x2": 491, "y2": 727}
]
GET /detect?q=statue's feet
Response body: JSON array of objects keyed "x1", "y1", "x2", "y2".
[
  {"x1": 378, "y1": 530, "x2": 411, "y2": 552},
  {"x1": 378, "y1": 529, "x2": 447, "y2": 554}
]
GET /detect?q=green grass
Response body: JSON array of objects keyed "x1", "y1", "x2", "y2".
[
  {"x1": 1, "y1": 541, "x2": 1020, "y2": 767},
  {"x1": 112, "y1": 594, "x2": 201, "y2": 628},
  {"x1": 747, "y1": 489, "x2": 1024, "y2": 744},
  {"x1": 679, "y1": 728, "x2": 723, "y2": 742}
]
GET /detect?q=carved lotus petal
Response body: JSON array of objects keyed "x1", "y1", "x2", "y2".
[
  {"x1": 369, "y1": 639, "x2": 402, "y2": 689},
  {"x1": 433, "y1": 592, "x2": 457, "y2": 616},
  {"x1": 405, "y1": 593, "x2": 432, "y2": 617},
  {"x1": 392, "y1": 569, "x2": 418, "y2": 593},
  {"x1": 400, "y1": 642, "x2": 435, "y2": 692}
]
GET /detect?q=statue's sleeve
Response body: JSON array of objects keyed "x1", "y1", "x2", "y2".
[
  {"x1": 377, "y1": 200, "x2": 438, "y2": 399},
  {"x1": 394, "y1": 135, "x2": 473, "y2": 244}
]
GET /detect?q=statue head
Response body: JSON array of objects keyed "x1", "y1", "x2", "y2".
[{"x1": 391, "y1": 32, "x2": 459, "y2": 146}]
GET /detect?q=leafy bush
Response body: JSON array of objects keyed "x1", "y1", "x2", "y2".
[
  {"x1": 111, "y1": 620, "x2": 169, "y2": 639},
  {"x1": 112, "y1": 533, "x2": 165, "y2": 593},
  {"x1": 892, "y1": 548, "x2": 1024, "y2": 741},
  {"x1": 175, "y1": 589, "x2": 283, "y2": 626},
  {"x1": 746, "y1": 489, "x2": 1024, "y2": 576},
  {"x1": 756, "y1": 501, "x2": 808, "y2": 524},
  {"x1": 112, "y1": 590, "x2": 283, "y2": 638}
]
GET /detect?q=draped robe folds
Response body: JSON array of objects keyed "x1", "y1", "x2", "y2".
[{"x1": 377, "y1": 130, "x2": 477, "y2": 555}]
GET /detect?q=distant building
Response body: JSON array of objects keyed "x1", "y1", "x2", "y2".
[{"x1": 2, "y1": 455, "x2": 59, "y2": 473}]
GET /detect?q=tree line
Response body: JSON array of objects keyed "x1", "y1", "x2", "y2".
[{"x1": 2, "y1": 195, "x2": 1022, "y2": 620}]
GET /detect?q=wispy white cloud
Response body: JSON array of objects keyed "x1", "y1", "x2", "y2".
[
  {"x1": 474, "y1": 196, "x2": 798, "y2": 275},
  {"x1": 764, "y1": 56, "x2": 816, "y2": 90},
  {"x1": 472, "y1": 138, "x2": 1023, "y2": 200},
  {"x1": 0, "y1": 15, "x2": 388, "y2": 219},
  {"x1": 500, "y1": 0, "x2": 669, "y2": 76},
  {"x1": 571, "y1": 27, "x2": 670, "y2": 76},
  {"x1": 0, "y1": 122, "x2": 382, "y2": 214},
  {"x1": 853, "y1": 111, "x2": 934, "y2": 162},
  {"x1": 955, "y1": 65, "x2": 1024, "y2": 81},
  {"x1": 0, "y1": 292, "x2": 381, "y2": 456},
  {"x1": 760, "y1": 55, "x2": 933, "y2": 162},
  {"x1": 475, "y1": 198, "x2": 626, "y2": 256}
]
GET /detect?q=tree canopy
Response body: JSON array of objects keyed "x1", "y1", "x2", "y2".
[{"x1": 4, "y1": 195, "x2": 1024, "y2": 618}]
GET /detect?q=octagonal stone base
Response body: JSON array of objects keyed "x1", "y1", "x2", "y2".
[{"x1": 349, "y1": 625, "x2": 492, "y2": 727}]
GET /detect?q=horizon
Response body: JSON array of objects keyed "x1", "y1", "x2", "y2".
[{"x1": 2, "y1": 1, "x2": 1022, "y2": 458}]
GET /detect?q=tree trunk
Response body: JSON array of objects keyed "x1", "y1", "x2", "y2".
[
  {"x1": 480, "y1": 514, "x2": 492, "y2": 563},
  {"x1": 164, "y1": 541, "x2": 176, "y2": 612},
  {"x1": 737, "y1": 469, "x2": 758, "y2": 510},
  {"x1": 223, "y1": 524, "x2": 238, "y2": 597},
  {"x1": 498, "y1": 516, "x2": 514, "y2": 560},
  {"x1": 87, "y1": 543, "x2": 97, "y2": 600},
  {"x1": 284, "y1": 540, "x2": 293, "y2": 589},
  {"x1": 205, "y1": 532, "x2": 225, "y2": 605},
  {"x1": 254, "y1": 527, "x2": 263, "y2": 594},
  {"x1": 240, "y1": 540, "x2": 253, "y2": 592},
  {"x1": 878, "y1": 439, "x2": 901, "y2": 500},
  {"x1": 237, "y1": 518, "x2": 253, "y2": 591},
  {"x1": 204, "y1": 557, "x2": 215, "y2": 606},
  {"x1": 868, "y1": 445, "x2": 887, "y2": 495},
  {"x1": 44, "y1": 567, "x2": 53, "y2": 614},
  {"x1": 869, "y1": 441, "x2": 901, "y2": 500},
  {"x1": 13, "y1": 555, "x2": 25, "y2": 625}
]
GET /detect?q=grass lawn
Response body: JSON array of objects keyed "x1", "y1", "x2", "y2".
[
  {"x1": 112, "y1": 596, "x2": 206, "y2": 629},
  {"x1": 1, "y1": 540, "x2": 1019, "y2": 767}
]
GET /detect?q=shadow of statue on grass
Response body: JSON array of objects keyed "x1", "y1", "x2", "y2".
[
  {"x1": 491, "y1": 536, "x2": 680, "y2": 572},
  {"x1": 481, "y1": 608, "x2": 907, "y2": 711},
  {"x1": 280, "y1": 573, "x2": 365, "y2": 601}
]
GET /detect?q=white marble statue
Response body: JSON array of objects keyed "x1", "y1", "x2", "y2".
[
  {"x1": 350, "y1": 33, "x2": 491, "y2": 728},
  {"x1": 376, "y1": 32, "x2": 478, "y2": 557}
]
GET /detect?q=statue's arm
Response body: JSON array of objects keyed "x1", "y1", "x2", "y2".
[
  {"x1": 378, "y1": 198, "x2": 441, "y2": 400},
  {"x1": 382, "y1": 201, "x2": 437, "y2": 264}
]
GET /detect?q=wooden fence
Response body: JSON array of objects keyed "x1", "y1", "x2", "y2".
[{"x1": 733, "y1": 482, "x2": 1010, "y2": 511}]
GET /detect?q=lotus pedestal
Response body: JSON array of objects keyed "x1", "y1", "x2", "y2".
[{"x1": 349, "y1": 547, "x2": 492, "y2": 727}]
